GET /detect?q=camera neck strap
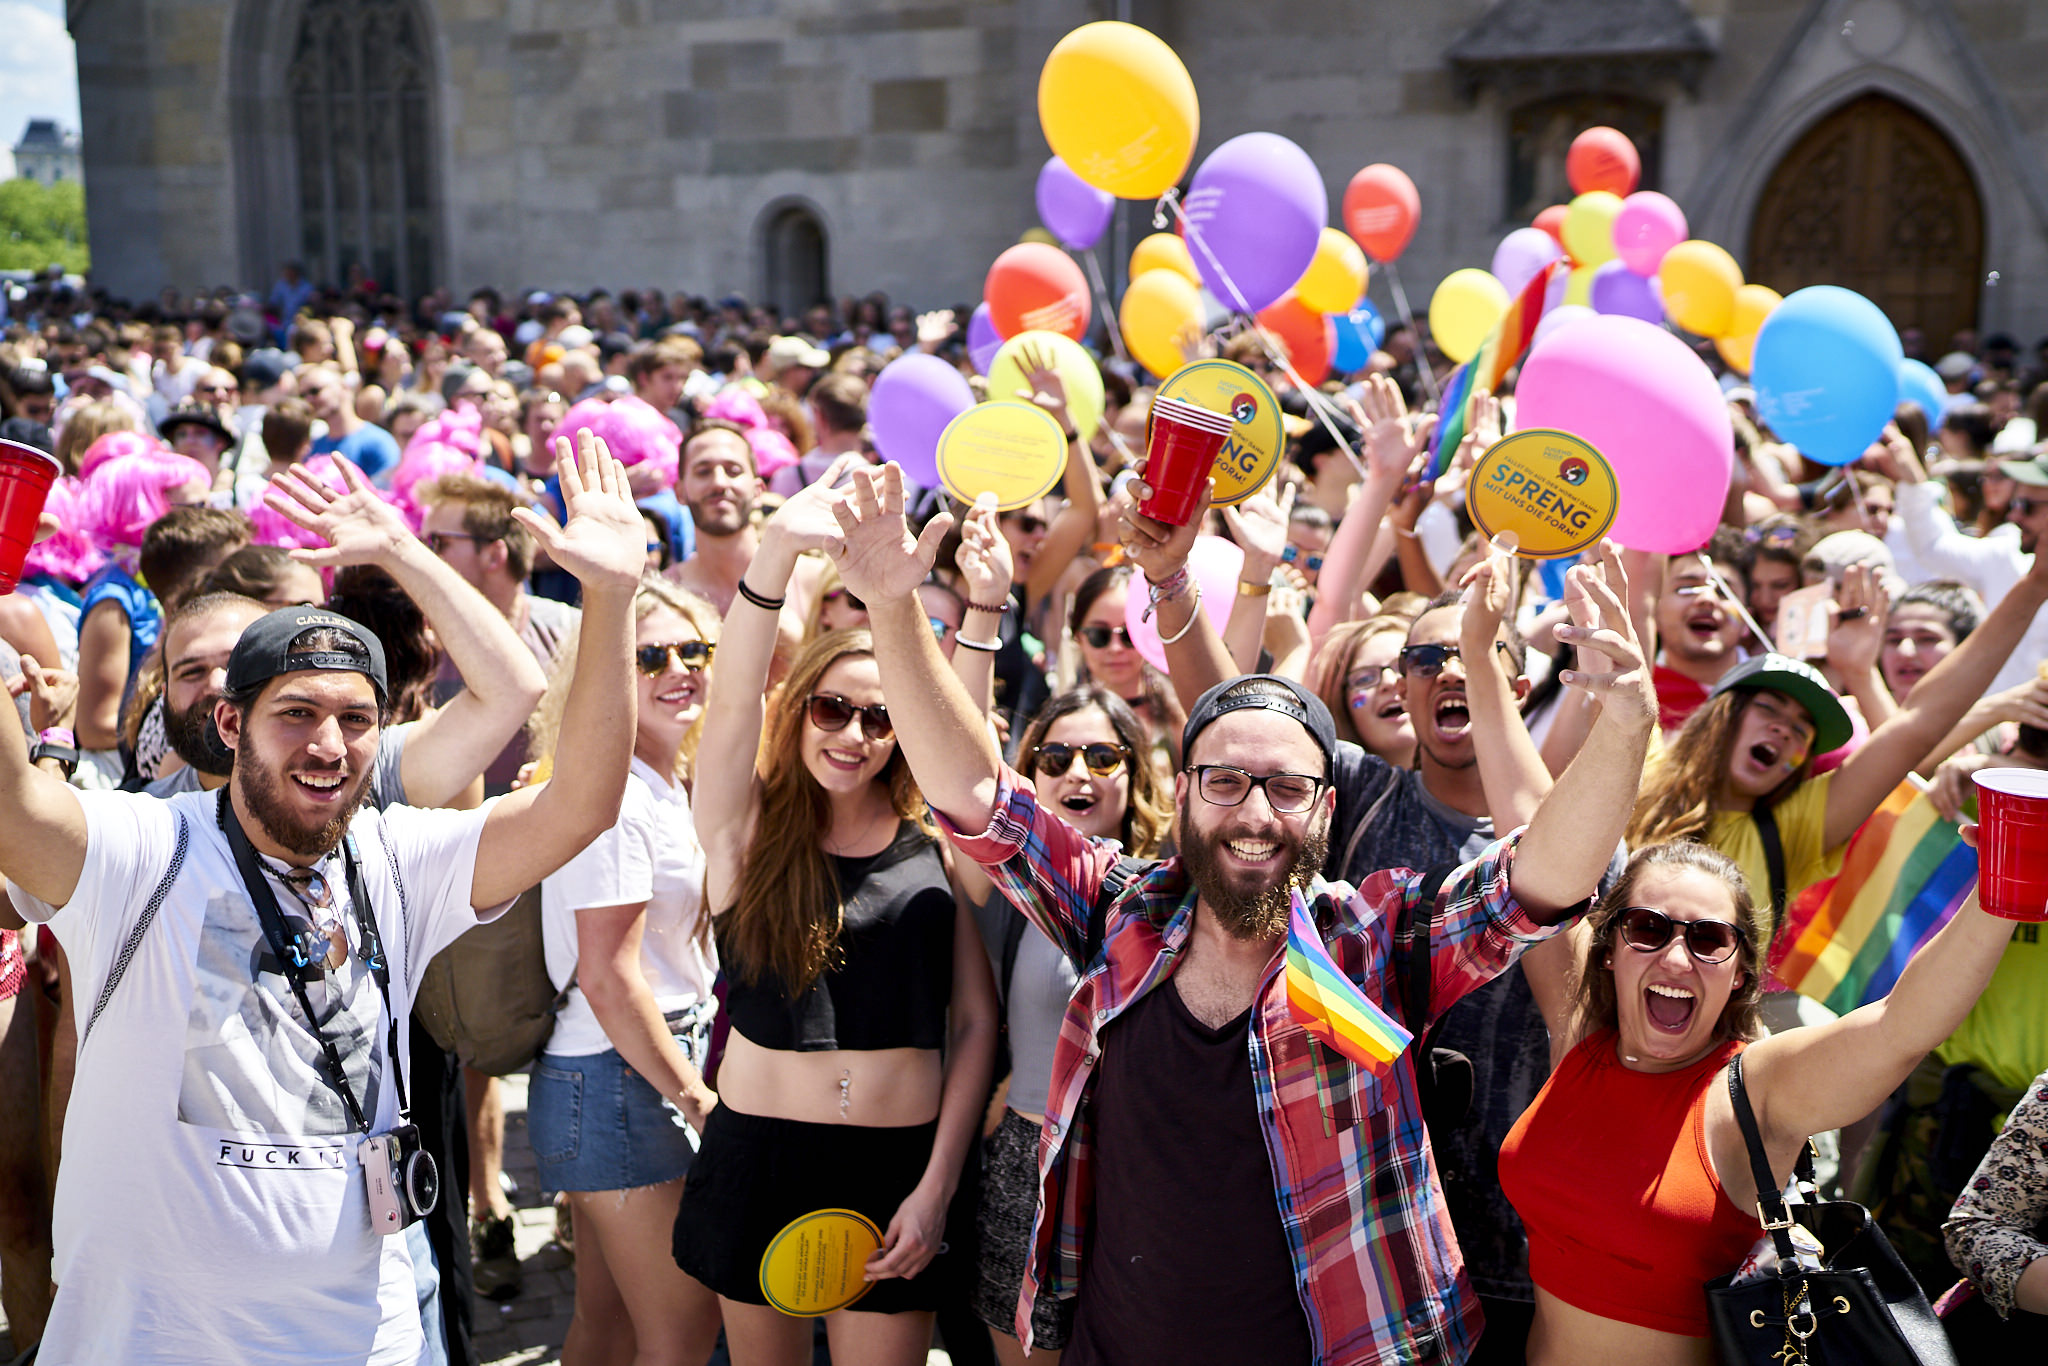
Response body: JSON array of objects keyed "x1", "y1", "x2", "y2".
[{"x1": 216, "y1": 788, "x2": 407, "y2": 1134}]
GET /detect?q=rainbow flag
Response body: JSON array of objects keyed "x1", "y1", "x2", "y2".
[
  {"x1": 1427, "y1": 260, "x2": 1562, "y2": 477},
  {"x1": 1771, "y1": 783, "x2": 1978, "y2": 1014},
  {"x1": 1285, "y1": 890, "x2": 1412, "y2": 1073}
]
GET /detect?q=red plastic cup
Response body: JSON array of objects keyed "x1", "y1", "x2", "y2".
[
  {"x1": 0, "y1": 439, "x2": 61, "y2": 596},
  {"x1": 1971, "y1": 768, "x2": 2048, "y2": 921},
  {"x1": 1138, "y1": 397, "x2": 1235, "y2": 526}
]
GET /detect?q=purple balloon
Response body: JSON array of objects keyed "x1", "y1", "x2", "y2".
[
  {"x1": 1036, "y1": 156, "x2": 1116, "y2": 252},
  {"x1": 966, "y1": 303, "x2": 1002, "y2": 375},
  {"x1": 1182, "y1": 133, "x2": 1327, "y2": 315},
  {"x1": 1491, "y1": 227, "x2": 1564, "y2": 298},
  {"x1": 868, "y1": 353, "x2": 974, "y2": 488},
  {"x1": 1589, "y1": 259, "x2": 1664, "y2": 323}
]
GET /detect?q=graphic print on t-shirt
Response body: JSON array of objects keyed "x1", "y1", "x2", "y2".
[{"x1": 177, "y1": 887, "x2": 382, "y2": 1138}]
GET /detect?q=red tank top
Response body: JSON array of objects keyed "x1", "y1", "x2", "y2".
[{"x1": 1499, "y1": 1030, "x2": 1758, "y2": 1337}]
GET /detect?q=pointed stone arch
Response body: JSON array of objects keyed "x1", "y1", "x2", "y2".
[{"x1": 758, "y1": 199, "x2": 831, "y2": 322}]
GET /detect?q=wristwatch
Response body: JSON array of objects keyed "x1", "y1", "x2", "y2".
[{"x1": 31, "y1": 736, "x2": 78, "y2": 778}]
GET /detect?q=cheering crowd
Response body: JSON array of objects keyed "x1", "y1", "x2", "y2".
[{"x1": 1, "y1": 273, "x2": 2047, "y2": 1366}]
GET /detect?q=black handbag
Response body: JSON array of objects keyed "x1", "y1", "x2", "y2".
[{"x1": 1705, "y1": 1053, "x2": 1960, "y2": 1366}]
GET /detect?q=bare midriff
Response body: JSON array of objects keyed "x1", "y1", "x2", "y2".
[
  {"x1": 716, "y1": 1029, "x2": 943, "y2": 1127},
  {"x1": 1526, "y1": 1288, "x2": 1716, "y2": 1366}
]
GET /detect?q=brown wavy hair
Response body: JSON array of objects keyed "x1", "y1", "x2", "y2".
[
  {"x1": 1573, "y1": 841, "x2": 1769, "y2": 1046},
  {"x1": 1627, "y1": 689, "x2": 1807, "y2": 849},
  {"x1": 1302, "y1": 616, "x2": 1412, "y2": 751},
  {"x1": 1015, "y1": 687, "x2": 1170, "y2": 859},
  {"x1": 723, "y1": 629, "x2": 927, "y2": 993}
]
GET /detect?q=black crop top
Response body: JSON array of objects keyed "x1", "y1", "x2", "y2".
[{"x1": 722, "y1": 821, "x2": 956, "y2": 1052}]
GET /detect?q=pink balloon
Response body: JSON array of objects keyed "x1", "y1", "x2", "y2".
[
  {"x1": 1124, "y1": 536, "x2": 1243, "y2": 673},
  {"x1": 1490, "y1": 227, "x2": 1564, "y2": 298},
  {"x1": 1513, "y1": 314, "x2": 1732, "y2": 555},
  {"x1": 1611, "y1": 192, "x2": 1688, "y2": 277}
]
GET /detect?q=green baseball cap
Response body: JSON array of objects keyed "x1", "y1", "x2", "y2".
[{"x1": 1709, "y1": 653, "x2": 1852, "y2": 755}]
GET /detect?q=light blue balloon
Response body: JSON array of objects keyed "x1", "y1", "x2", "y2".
[
  {"x1": 1751, "y1": 286, "x2": 1904, "y2": 466},
  {"x1": 1331, "y1": 300, "x2": 1386, "y2": 374},
  {"x1": 1896, "y1": 358, "x2": 1948, "y2": 427}
]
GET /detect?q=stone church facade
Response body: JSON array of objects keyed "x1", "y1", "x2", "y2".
[{"x1": 73, "y1": 0, "x2": 2048, "y2": 345}]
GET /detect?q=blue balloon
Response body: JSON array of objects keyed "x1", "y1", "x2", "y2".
[
  {"x1": 1751, "y1": 286, "x2": 1904, "y2": 466},
  {"x1": 1896, "y1": 358, "x2": 1948, "y2": 427},
  {"x1": 1331, "y1": 300, "x2": 1386, "y2": 374}
]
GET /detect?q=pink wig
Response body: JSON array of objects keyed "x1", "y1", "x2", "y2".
[
  {"x1": 701, "y1": 388, "x2": 768, "y2": 431},
  {"x1": 80, "y1": 446, "x2": 212, "y2": 550},
  {"x1": 557, "y1": 395, "x2": 680, "y2": 488},
  {"x1": 75, "y1": 430, "x2": 161, "y2": 482},
  {"x1": 389, "y1": 407, "x2": 485, "y2": 529},
  {"x1": 746, "y1": 427, "x2": 799, "y2": 479},
  {"x1": 21, "y1": 476, "x2": 106, "y2": 586},
  {"x1": 248, "y1": 455, "x2": 354, "y2": 550}
]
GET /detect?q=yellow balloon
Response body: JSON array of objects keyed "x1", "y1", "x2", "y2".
[
  {"x1": 1019, "y1": 226, "x2": 1060, "y2": 247},
  {"x1": 1659, "y1": 240, "x2": 1745, "y2": 338},
  {"x1": 1130, "y1": 232, "x2": 1201, "y2": 288},
  {"x1": 1564, "y1": 265, "x2": 1595, "y2": 308},
  {"x1": 1119, "y1": 269, "x2": 1205, "y2": 379},
  {"x1": 986, "y1": 331, "x2": 1107, "y2": 441},
  {"x1": 1428, "y1": 268, "x2": 1510, "y2": 365},
  {"x1": 1294, "y1": 228, "x2": 1369, "y2": 316},
  {"x1": 1713, "y1": 284, "x2": 1783, "y2": 372},
  {"x1": 1038, "y1": 22, "x2": 1199, "y2": 199},
  {"x1": 1561, "y1": 191, "x2": 1623, "y2": 269}
]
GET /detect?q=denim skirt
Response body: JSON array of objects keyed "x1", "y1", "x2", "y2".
[{"x1": 528, "y1": 1045, "x2": 697, "y2": 1194}]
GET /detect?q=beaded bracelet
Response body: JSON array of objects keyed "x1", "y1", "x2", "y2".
[{"x1": 1141, "y1": 565, "x2": 1192, "y2": 622}]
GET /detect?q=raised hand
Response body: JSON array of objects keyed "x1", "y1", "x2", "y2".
[
  {"x1": 954, "y1": 493, "x2": 1014, "y2": 608},
  {"x1": 1013, "y1": 341, "x2": 1071, "y2": 435},
  {"x1": 1555, "y1": 540, "x2": 1656, "y2": 729},
  {"x1": 11, "y1": 654, "x2": 77, "y2": 733},
  {"x1": 916, "y1": 309, "x2": 956, "y2": 352},
  {"x1": 826, "y1": 463, "x2": 954, "y2": 606},
  {"x1": 761, "y1": 452, "x2": 870, "y2": 558},
  {"x1": 1114, "y1": 456, "x2": 1210, "y2": 585},
  {"x1": 510, "y1": 429, "x2": 645, "y2": 590},
  {"x1": 1222, "y1": 479, "x2": 1297, "y2": 583},
  {"x1": 1825, "y1": 563, "x2": 1889, "y2": 677},
  {"x1": 1353, "y1": 373, "x2": 1433, "y2": 484},
  {"x1": 264, "y1": 455, "x2": 410, "y2": 567},
  {"x1": 1457, "y1": 533, "x2": 1519, "y2": 651}
]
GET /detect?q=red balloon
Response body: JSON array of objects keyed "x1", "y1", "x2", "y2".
[
  {"x1": 1254, "y1": 295, "x2": 1334, "y2": 386},
  {"x1": 1532, "y1": 204, "x2": 1569, "y2": 246},
  {"x1": 1567, "y1": 127, "x2": 1641, "y2": 197},
  {"x1": 984, "y1": 243, "x2": 1090, "y2": 341},
  {"x1": 1342, "y1": 164, "x2": 1420, "y2": 263}
]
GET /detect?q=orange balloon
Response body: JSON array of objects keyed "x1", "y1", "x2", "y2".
[
  {"x1": 1254, "y1": 295, "x2": 1333, "y2": 386},
  {"x1": 1532, "y1": 205, "x2": 1569, "y2": 246},
  {"x1": 1567, "y1": 126, "x2": 1641, "y2": 197},
  {"x1": 984, "y1": 242, "x2": 1091, "y2": 341},
  {"x1": 1713, "y1": 285, "x2": 1783, "y2": 373},
  {"x1": 1343, "y1": 164, "x2": 1420, "y2": 263}
]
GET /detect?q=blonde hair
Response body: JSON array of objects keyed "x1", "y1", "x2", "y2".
[
  {"x1": 527, "y1": 575, "x2": 721, "y2": 784},
  {"x1": 55, "y1": 400, "x2": 142, "y2": 476}
]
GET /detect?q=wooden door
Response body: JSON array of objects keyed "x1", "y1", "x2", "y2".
[{"x1": 1748, "y1": 95, "x2": 1982, "y2": 346}]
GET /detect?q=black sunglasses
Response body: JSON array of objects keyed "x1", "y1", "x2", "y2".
[
  {"x1": 635, "y1": 640, "x2": 713, "y2": 676},
  {"x1": 1396, "y1": 641, "x2": 1510, "y2": 678},
  {"x1": 1005, "y1": 513, "x2": 1048, "y2": 535},
  {"x1": 805, "y1": 692, "x2": 893, "y2": 740},
  {"x1": 1081, "y1": 624, "x2": 1134, "y2": 650},
  {"x1": 1617, "y1": 907, "x2": 1745, "y2": 965},
  {"x1": 825, "y1": 587, "x2": 866, "y2": 612},
  {"x1": 423, "y1": 531, "x2": 494, "y2": 556},
  {"x1": 1033, "y1": 741, "x2": 1129, "y2": 778}
]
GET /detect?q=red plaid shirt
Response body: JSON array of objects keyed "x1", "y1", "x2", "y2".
[{"x1": 941, "y1": 773, "x2": 1569, "y2": 1365}]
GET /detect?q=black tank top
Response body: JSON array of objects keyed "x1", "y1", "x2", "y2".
[{"x1": 721, "y1": 821, "x2": 955, "y2": 1052}]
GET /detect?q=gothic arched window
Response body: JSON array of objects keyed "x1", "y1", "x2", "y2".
[
  {"x1": 762, "y1": 204, "x2": 829, "y2": 322},
  {"x1": 289, "y1": 0, "x2": 438, "y2": 297}
]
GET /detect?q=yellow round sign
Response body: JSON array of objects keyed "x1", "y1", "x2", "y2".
[
  {"x1": 759, "y1": 1208, "x2": 883, "y2": 1317},
  {"x1": 1153, "y1": 360, "x2": 1283, "y2": 506},
  {"x1": 935, "y1": 401, "x2": 1068, "y2": 511},
  {"x1": 1464, "y1": 428, "x2": 1618, "y2": 560}
]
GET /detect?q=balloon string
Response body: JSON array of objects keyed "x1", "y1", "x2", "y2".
[
  {"x1": 1377, "y1": 260, "x2": 1442, "y2": 410},
  {"x1": 1151, "y1": 189, "x2": 1367, "y2": 482},
  {"x1": 1080, "y1": 248, "x2": 1131, "y2": 365},
  {"x1": 1701, "y1": 554, "x2": 1776, "y2": 655}
]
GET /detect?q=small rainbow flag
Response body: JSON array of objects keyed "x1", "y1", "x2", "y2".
[
  {"x1": 1427, "y1": 260, "x2": 1563, "y2": 478},
  {"x1": 1286, "y1": 890, "x2": 1412, "y2": 1073},
  {"x1": 1771, "y1": 783, "x2": 1978, "y2": 1014}
]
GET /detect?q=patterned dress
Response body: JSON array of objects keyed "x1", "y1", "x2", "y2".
[{"x1": 1944, "y1": 1067, "x2": 2048, "y2": 1317}]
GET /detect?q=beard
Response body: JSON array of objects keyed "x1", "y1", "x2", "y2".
[
  {"x1": 234, "y1": 749, "x2": 373, "y2": 858},
  {"x1": 165, "y1": 690, "x2": 236, "y2": 777},
  {"x1": 1177, "y1": 793, "x2": 1331, "y2": 942},
  {"x1": 687, "y1": 494, "x2": 749, "y2": 538}
]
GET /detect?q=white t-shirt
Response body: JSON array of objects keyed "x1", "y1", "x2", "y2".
[
  {"x1": 16, "y1": 788, "x2": 498, "y2": 1366},
  {"x1": 541, "y1": 758, "x2": 716, "y2": 1057}
]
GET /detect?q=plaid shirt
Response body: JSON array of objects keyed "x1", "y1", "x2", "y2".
[{"x1": 940, "y1": 773, "x2": 1568, "y2": 1365}]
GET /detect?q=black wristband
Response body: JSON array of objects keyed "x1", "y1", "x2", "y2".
[
  {"x1": 31, "y1": 742, "x2": 77, "y2": 776},
  {"x1": 735, "y1": 580, "x2": 785, "y2": 612}
]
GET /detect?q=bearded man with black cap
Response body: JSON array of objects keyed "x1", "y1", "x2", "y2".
[
  {"x1": 0, "y1": 433, "x2": 646, "y2": 1365},
  {"x1": 823, "y1": 461, "x2": 1659, "y2": 1366}
]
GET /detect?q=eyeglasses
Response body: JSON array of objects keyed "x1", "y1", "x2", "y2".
[
  {"x1": 1281, "y1": 545, "x2": 1325, "y2": 572},
  {"x1": 197, "y1": 383, "x2": 238, "y2": 398},
  {"x1": 1346, "y1": 666, "x2": 1394, "y2": 707},
  {"x1": 644, "y1": 540, "x2": 664, "y2": 554},
  {"x1": 635, "y1": 640, "x2": 714, "y2": 675},
  {"x1": 423, "y1": 531, "x2": 494, "y2": 556},
  {"x1": 929, "y1": 616, "x2": 954, "y2": 641},
  {"x1": 1004, "y1": 513, "x2": 1048, "y2": 535},
  {"x1": 1187, "y1": 764, "x2": 1324, "y2": 814},
  {"x1": 1081, "y1": 624, "x2": 1134, "y2": 650},
  {"x1": 1032, "y1": 742, "x2": 1129, "y2": 778},
  {"x1": 1617, "y1": 906, "x2": 1746, "y2": 965},
  {"x1": 805, "y1": 692, "x2": 893, "y2": 740},
  {"x1": 825, "y1": 587, "x2": 865, "y2": 612},
  {"x1": 1396, "y1": 641, "x2": 1510, "y2": 678},
  {"x1": 1744, "y1": 523, "x2": 1801, "y2": 545},
  {"x1": 2013, "y1": 497, "x2": 2042, "y2": 517}
]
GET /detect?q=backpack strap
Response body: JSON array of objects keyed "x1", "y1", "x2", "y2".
[
  {"x1": 1399, "y1": 864, "x2": 1458, "y2": 1037},
  {"x1": 997, "y1": 912, "x2": 1028, "y2": 1005},
  {"x1": 1082, "y1": 855, "x2": 1145, "y2": 969},
  {"x1": 83, "y1": 810, "x2": 191, "y2": 1045},
  {"x1": 1339, "y1": 765, "x2": 1404, "y2": 885},
  {"x1": 1754, "y1": 803, "x2": 1789, "y2": 935}
]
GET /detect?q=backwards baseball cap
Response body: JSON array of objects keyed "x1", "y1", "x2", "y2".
[
  {"x1": 225, "y1": 607, "x2": 389, "y2": 703},
  {"x1": 1999, "y1": 452, "x2": 2048, "y2": 486},
  {"x1": 1709, "y1": 653, "x2": 1851, "y2": 756},
  {"x1": 1181, "y1": 675, "x2": 1339, "y2": 780}
]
